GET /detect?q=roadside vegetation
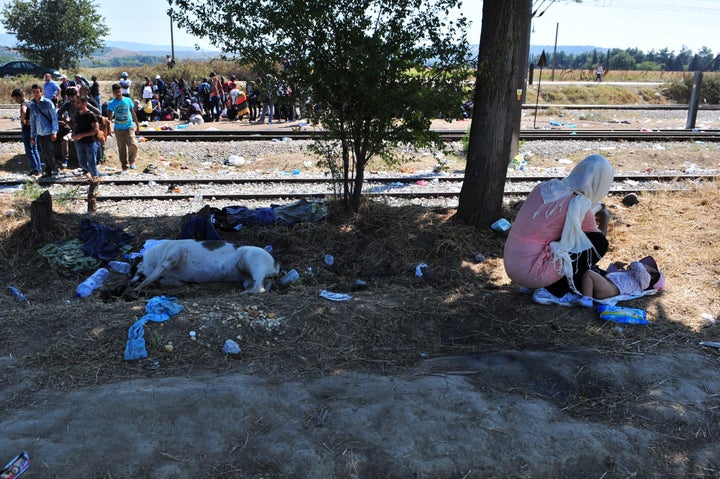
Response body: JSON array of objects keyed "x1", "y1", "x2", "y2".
[
  {"x1": 529, "y1": 46, "x2": 719, "y2": 73},
  {"x1": 1, "y1": 64, "x2": 716, "y2": 106},
  {"x1": 528, "y1": 71, "x2": 720, "y2": 104}
]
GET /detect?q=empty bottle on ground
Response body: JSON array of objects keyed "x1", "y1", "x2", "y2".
[{"x1": 76, "y1": 267, "x2": 110, "y2": 298}]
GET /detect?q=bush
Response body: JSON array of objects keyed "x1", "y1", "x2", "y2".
[
  {"x1": 560, "y1": 85, "x2": 595, "y2": 103},
  {"x1": 660, "y1": 73, "x2": 719, "y2": 104},
  {"x1": 662, "y1": 74, "x2": 693, "y2": 103},
  {"x1": 538, "y1": 89, "x2": 567, "y2": 103},
  {"x1": 638, "y1": 88, "x2": 667, "y2": 104},
  {"x1": 702, "y1": 73, "x2": 720, "y2": 104}
]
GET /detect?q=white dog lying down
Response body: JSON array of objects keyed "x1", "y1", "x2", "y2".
[{"x1": 131, "y1": 240, "x2": 280, "y2": 293}]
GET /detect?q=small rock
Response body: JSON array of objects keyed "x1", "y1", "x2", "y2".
[{"x1": 621, "y1": 193, "x2": 640, "y2": 207}]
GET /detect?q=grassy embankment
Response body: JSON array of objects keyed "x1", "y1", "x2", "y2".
[{"x1": 0, "y1": 63, "x2": 705, "y2": 106}]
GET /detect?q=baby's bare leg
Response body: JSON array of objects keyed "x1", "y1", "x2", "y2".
[{"x1": 585, "y1": 270, "x2": 620, "y2": 299}]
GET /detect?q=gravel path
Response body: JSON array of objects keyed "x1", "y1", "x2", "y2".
[{"x1": 1, "y1": 106, "x2": 719, "y2": 216}]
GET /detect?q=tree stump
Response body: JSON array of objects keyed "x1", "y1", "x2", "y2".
[
  {"x1": 30, "y1": 190, "x2": 53, "y2": 239},
  {"x1": 88, "y1": 180, "x2": 99, "y2": 213}
]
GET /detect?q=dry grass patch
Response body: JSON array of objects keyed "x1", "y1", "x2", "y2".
[{"x1": 1, "y1": 183, "x2": 718, "y2": 404}]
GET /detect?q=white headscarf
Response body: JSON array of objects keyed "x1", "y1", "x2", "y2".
[{"x1": 542, "y1": 154, "x2": 614, "y2": 292}]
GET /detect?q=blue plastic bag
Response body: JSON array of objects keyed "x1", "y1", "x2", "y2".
[{"x1": 596, "y1": 305, "x2": 649, "y2": 325}]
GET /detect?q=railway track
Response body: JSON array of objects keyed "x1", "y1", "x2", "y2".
[
  {"x1": 3, "y1": 173, "x2": 715, "y2": 202},
  {"x1": 0, "y1": 129, "x2": 718, "y2": 143}
]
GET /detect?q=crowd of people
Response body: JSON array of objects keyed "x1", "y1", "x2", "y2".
[
  {"x1": 126, "y1": 71, "x2": 304, "y2": 125},
  {"x1": 12, "y1": 71, "x2": 134, "y2": 179},
  {"x1": 10, "y1": 69, "x2": 307, "y2": 179}
]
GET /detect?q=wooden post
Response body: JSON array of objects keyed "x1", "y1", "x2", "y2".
[
  {"x1": 88, "y1": 180, "x2": 99, "y2": 213},
  {"x1": 686, "y1": 71, "x2": 703, "y2": 130},
  {"x1": 30, "y1": 190, "x2": 53, "y2": 239}
]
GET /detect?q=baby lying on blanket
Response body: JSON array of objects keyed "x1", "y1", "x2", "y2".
[{"x1": 573, "y1": 255, "x2": 666, "y2": 307}]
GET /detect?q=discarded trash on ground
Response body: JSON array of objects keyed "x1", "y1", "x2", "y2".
[
  {"x1": 597, "y1": 305, "x2": 649, "y2": 325},
  {"x1": 319, "y1": 290, "x2": 352, "y2": 302}
]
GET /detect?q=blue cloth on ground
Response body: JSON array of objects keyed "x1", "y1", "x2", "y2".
[
  {"x1": 180, "y1": 216, "x2": 221, "y2": 240},
  {"x1": 222, "y1": 206, "x2": 276, "y2": 230},
  {"x1": 79, "y1": 218, "x2": 134, "y2": 260},
  {"x1": 124, "y1": 296, "x2": 185, "y2": 360}
]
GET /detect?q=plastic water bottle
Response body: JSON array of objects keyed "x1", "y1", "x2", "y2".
[
  {"x1": 108, "y1": 261, "x2": 131, "y2": 274},
  {"x1": 7, "y1": 286, "x2": 28, "y2": 302},
  {"x1": 279, "y1": 269, "x2": 299, "y2": 286},
  {"x1": 75, "y1": 267, "x2": 110, "y2": 298},
  {"x1": 222, "y1": 339, "x2": 241, "y2": 354}
]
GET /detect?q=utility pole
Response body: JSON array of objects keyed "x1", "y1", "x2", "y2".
[
  {"x1": 551, "y1": 22, "x2": 558, "y2": 81},
  {"x1": 169, "y1": 10, "x2": 175, "y2": 68}
]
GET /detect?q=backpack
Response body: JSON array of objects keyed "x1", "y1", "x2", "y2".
[{"x1": 96, "y1": 115, "x2": 112, "y2": 144}]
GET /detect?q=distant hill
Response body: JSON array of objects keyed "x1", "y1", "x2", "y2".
[
  {"x1": 0, "y1": 34, "x2": 604, "y2": 66},
  {"x1": 468, "y1": 43, "x2": 599, "y2": 59},
  {"x1": 0, "y1": 34, "x2": 221, "y2": 64},
  {"x1": 529, "y1": 45, "x2": 601, "y2": 56}
]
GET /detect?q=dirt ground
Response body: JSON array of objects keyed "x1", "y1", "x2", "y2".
[{"x1": 1, "y1": 114, "x2": 720, "y2": 478}]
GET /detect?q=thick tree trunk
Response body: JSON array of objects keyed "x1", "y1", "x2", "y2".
[
  {"x1": 351, "y1": 166, "x2": 364, "y2": 212},
  {"x1": 456, "y1": 0, "x2": 532, "y2": 228}
]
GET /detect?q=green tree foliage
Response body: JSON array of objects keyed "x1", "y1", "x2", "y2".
[
  {"x1": 1, "y1": 0, "x2": 108, "y2": 69},
  {"x1": 609, "y1": 51, "x2": 636, "y2": 70},
  {"x1": 169, "y1": 0, "x2": 471, "y2": 211},
  {"x1": 531, "y1": 45, "x2": 718, "y2": 72}
]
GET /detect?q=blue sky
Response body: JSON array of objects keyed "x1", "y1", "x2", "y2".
[
  {"x1": 465, "y1": 0, "x2": 718, "y2": 53},
  {"x1": 1, "y1": 0, "x2": 717, "y2": 54}
]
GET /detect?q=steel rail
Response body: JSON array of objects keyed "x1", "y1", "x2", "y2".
[
  {"x1": 0, "y1": 129, "x2": 718, "y2": 143},
  {"x1": 61, "y1": 186, "x2": 707, "y2": 202},
  {"x1": 1, "y1": 173, "x2": 716, "y2": 188},
  {"x1": 7, "y1": 174, "x2": 711, "y2": 203}
]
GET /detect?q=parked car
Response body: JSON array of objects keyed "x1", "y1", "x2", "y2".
[{"x1": 0, "y1": 61, "x2": 62, "y2": 79}]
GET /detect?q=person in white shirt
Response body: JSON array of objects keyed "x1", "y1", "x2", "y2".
[
  {"x1": 119, "y1": 72, "x2": 132, "y2": 97},
  {"x1": 595, "y1": 64, "x2": 604, "y2": 82}
]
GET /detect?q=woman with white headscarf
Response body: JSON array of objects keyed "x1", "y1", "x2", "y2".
[{"x1": 503, "y1": 154, "x2": 614, "y2": 306}]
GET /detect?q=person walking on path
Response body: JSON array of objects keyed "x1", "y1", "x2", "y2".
[
  {"x1": 106, "y1": 83, "x2": 140, "y2": 172},
  {"x1": 28, "y1": 83, "x2": 59, "y2": 178},
  {"x1": 595, "y1": 64, "x2": 604, "y2": 82},
  {"x1": 11, "y1": 88, "x2": 42, "y2": 175}
]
